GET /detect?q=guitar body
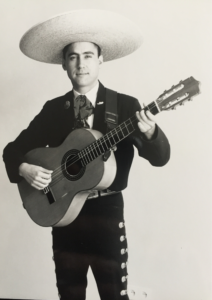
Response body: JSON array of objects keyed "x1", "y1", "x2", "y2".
[{"x1": 18, "y1": 129, "x2": 117, "y2": 227}]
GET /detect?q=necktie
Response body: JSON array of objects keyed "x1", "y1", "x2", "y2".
[{"x1": 74, "y1": 95, "x2": 94, "y2": 128}]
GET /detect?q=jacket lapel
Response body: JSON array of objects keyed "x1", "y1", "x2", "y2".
[{"x1": 62, "y1": 90, "x2": 75, "y2": 132}]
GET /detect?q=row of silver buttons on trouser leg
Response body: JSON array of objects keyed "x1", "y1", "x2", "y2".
[{"x1": 119, "y1": 222, "x2": 129, "y2": 297}]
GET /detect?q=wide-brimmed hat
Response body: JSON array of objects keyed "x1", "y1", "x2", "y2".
[{"x1": 20, "y1": 9, "x2": 143, "y2": 64}]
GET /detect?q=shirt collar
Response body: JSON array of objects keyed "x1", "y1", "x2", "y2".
[{"x1": 73, "y1": 81, "x2": 99, "y2": 107}]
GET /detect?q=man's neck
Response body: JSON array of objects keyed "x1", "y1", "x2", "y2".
[{"x1": 73, "y1": 81, "x2": 99, "y2": 95}]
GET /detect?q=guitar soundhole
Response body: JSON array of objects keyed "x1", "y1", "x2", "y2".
[{"x1": 61, "y1": 149, "x2": 86, "y2": 181}]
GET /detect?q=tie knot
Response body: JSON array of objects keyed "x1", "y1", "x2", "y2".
[
  {"x1": 76, "y1": 95, "x2": 87, "y2": 108},
  {"x1": 74, "y1": 95, "x2": 94, "y2": 128}
]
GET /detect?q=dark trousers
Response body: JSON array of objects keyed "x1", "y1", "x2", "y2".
[{"x1": 52, "y1": 192, "x2": 129, "y2": 300}]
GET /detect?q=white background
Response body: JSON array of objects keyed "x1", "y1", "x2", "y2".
[{"x1": 0, "y1": 0, "x2": 211, "y2": 300}]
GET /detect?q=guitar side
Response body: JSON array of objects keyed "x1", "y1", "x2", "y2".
[{"x1": 18, "y1": 129, "x2": 117, "y2": 227}]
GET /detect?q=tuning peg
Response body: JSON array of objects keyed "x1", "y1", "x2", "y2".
[
  {"x1": 188, "y1": 98, "x2": 192, "y2": 101},
  {"x1": 172, "y1": 106, "x2": 177, "y2": 110},
  {"x1": 180, "y1": 102, "x2": 184, "y2": 105}
]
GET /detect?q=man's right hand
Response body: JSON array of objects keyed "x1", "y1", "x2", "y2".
[{"x1": 19, "y1": 163, "x2": 53, "y2": 190}]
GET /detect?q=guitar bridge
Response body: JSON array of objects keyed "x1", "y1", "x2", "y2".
[{"x1": 43, "y1": 186, "x2": 56, "y2": 204}]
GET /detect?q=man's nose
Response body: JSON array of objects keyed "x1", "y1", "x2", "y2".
[{"x1": 77, "y1": 57, "x2": 85, "y2": 68}]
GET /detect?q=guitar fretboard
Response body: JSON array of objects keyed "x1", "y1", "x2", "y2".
[{"x1": 77, "y1": 101, "x2": 160, "y2": 166}]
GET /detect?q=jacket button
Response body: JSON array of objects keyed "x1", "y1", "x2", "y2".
[
  {"x1": 121, "y1": 263, "x2": 126, "y2": 269},
  {"x1": 119, "y1": 222, "x2": 125, "y2": 228},
  {"x1": 120, "y1": 235, "x2": 126, "y2": 242},
  {"x1": 120, "y1": 248, "x2": 128, "y2": 254},
  {"x1": 120, "y1": 249, "x2": 125, "y2": 255},
  {"x1": 120, "y1": 290, "x2": 128, "y2": 296}
]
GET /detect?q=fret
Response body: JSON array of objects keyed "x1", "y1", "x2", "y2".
[
  {"x1": 92, "y1": 145, "x2": 99, "y2": 158},
  {"x1": 128, "y1": 118, "x2": 135, "y2": 131},
  {"x1": 89, "y1": 148, "x2": 96, "y2": 160},
  {"x1": 109, "y1": 131, "x2": 117, "y2": 144},
  {"x1": 125, "y1": 121, "x2": 133, "y2": 133},
  {"x1": 96, "y1": 140, "x2": 105, "y2": 154},
  {"x1": 120, "y1": 126, "x2": 124, "y2": 136},
  {"x1": 86, "y1": 147, "x2": 93, "y2": 161},
  {"x1": 146, "y1": 101, "x2": 159, "y2": 115},
  {"x1": 102, "y1": 138, "x2": 110, "y2": 151},
  {"x1": 124, "y1": 122, "x2": 130, "y2": 134},
  {"x1": 105, "y1": 136, "x2": 113, "y2": 149},
  {"x1": 96, "y1": 143, "x2": 102, "y2": 156},
  {"x1": 113, "y1": 130, "x2": 121, "y2": 143},
  {"x1": 118, "y1": 127, "x2": 124, "y2": 140},
  {"x1": 99, "y1": 139, "x2": 107, "y2": 153},
  {"x1": 108, "y1": 136, "x2": 113, "y2": 147},
  {"x1": 121, "y1": 123, "x2": 129, "y2": 136},
  {"x1": 107, "y1": 132, "x2": 117, "y2": 149},
  {"x1": 82, "y1": 150, "x2": 89, "y2": 165},
  {"x1": 86, "y1": 148, "x2": 93, "y2": 162},
  {"x1": 78, "y1": 114, "x2": 138, "y2": 165},
  {"x1": 94, "y1": 141, "x2": 102, "y2": 156}
]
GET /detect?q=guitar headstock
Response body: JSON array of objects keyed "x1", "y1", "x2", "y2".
[{"x1": 156, "y1": 77, "x2": 200, "y2": 111}]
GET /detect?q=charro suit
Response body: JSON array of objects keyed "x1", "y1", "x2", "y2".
[
  {"x1": 3, "y1": 82, "x2": 170, "y2": 187},
  {"x1": 3, "y1": 82, "x2": 170, "y2": 300}
]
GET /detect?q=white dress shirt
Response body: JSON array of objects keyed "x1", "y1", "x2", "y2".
[{"x1": 73, "y1": 82, "x2": 99, "y2": 128}]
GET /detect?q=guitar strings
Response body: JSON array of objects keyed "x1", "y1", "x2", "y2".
[
  {"x1": 49, "y1": 103, "x2": 157, "y2": 187},
  {"x1": 50, "y1": 116, "x2": 137, "y2": 187},
  {"x1": 49, "y1": 114, "x2": 138, "y2": 187},
  {"x1": 51, "y1": 114, "x2": 136, "y2": 177},
  {"x1": 49, "y1": 105, "x2": 153, "y2": 180},
  {"x1": 56, "y1": 114, "x2": 136, "y2": 172}
]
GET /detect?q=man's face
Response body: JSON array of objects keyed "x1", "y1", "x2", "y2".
[{"x1": 62, "y1": 42, "x2": 103, "y2": 93}]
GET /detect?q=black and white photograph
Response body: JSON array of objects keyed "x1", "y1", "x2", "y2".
[{"x1": 0, "y1": 1, "x2": 211, "y2": 300}]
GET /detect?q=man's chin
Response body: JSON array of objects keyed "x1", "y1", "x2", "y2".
[{"x1": 72, "y1": 79, "x2": 97, "y2": 90}]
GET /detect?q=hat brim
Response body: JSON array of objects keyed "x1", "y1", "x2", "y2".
[{"x1": 20, "y1": 9, "x2": 143, "y2": 64}]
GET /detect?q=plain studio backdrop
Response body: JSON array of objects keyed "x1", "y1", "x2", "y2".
[{"x1": 0, "y1": 1, "x2": 211, "y2": 300}]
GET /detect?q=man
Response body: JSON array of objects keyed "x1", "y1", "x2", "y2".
[{"x1": 3, "y1": 10, "x2": 170, "y2": 300}]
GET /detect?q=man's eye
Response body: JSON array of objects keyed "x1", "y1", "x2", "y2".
[
  {"x1": 85, "y1": 55, "x2": 92, "y2": 59},
  {"x1": 69, "y1": 56, "x2": 76, "y2": 60}
]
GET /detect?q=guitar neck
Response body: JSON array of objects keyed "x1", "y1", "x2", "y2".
[{"x1": 78, "y1": 100, "x2": 160, "y2": 166}]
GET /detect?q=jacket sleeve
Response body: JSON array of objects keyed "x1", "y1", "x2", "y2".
[
  {"x1": 2, "y1": 101, "x2": 52, "y2": 183},
  {"x1": 130, "y1": 98, "x2": 171, "y2": 166}
]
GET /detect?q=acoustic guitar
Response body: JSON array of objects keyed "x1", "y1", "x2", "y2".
[{"x1": 18, "y1": 77, "x2": 200, "y2": 227}]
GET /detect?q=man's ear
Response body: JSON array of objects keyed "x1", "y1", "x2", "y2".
[
  {"x1": 62, "y1": 59, "x2": 67, "y2": 71},
  {"x1": 99, "y1": 55, "x2": 103, "y2": 66}
]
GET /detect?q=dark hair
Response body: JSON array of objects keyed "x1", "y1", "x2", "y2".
[{"x1": 62, "y1": 42, "x2": 101, "y2": 59}]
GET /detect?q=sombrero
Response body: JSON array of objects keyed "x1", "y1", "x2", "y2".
[{"x1": 20, "y1": 9, "x2": 143, "y2": 64}]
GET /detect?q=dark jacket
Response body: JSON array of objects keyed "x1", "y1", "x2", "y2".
[{"x1": 3, "y1": 82, "x2": 170, "y2": 191}]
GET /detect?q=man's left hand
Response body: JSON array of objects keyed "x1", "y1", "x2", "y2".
[{"x1": 136, "y1": 106, "x2": 156, "y2": 140}]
